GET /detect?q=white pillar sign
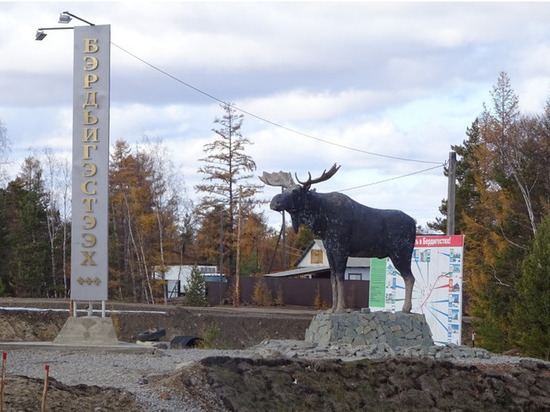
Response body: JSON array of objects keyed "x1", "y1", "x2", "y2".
[{"x1": 70, "y1": 25, "x2": 110, "y2": 301}]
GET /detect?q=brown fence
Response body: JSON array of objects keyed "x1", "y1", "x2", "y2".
[{"x1": 206, "y1": 277, "x2": 370, "y2": 309}]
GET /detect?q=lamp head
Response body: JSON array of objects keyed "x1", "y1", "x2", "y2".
[
  {"x1": 58, "y1": 13, "x2": 72, "y2": 24},
  {"x1": 35, "y1": 30, "x2": 47, "y2": 41}
]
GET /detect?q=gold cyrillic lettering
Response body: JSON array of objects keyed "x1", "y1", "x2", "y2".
[
  {"x1": 83, "y1": 127, "x2": 98, "y2": 142},
  {"x1": 80, "y1": 250, "x2": 96, "y2": 266},
  {"x1": 83, "y1": 73, "x2": 98, "y2": 89},
  {"x1": 81, "y1": 180, "x2": 97, "y2": 195},
  {"x1": 83, "y1": 111, "x2": 98, "y2": 125},
  {"x1": 82, "y1": 144, "x2": 97, "y2": 159},
  {"x1": 81, "y1": 233, "x2": 97, "y2": 248},
  {"x1": 83, "y1": 55, "x2": 98, "y2": 70},
  {"x1": 82, "y1": 215, "x2": 97, "y2": 230},
  {"x1": 82, "y1": 91, "x2": 98, "y2": 108},
  {"x1": 82, "y1": 162, "x2": 97, "y2": 177},
  {"x1": 84, "y1": 38, "x2": 99, "y2": 53},
  {"x1": 82, "y1": 197, "x2": 97, "y2": 213}
]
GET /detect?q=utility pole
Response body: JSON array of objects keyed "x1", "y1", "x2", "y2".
[
  {"x1": 234, "y1": 186, "x2": 242, "y2": 307},
  {"x1": 219, "y1": 205, "x2": 224, "y2": 305},
  {"x1": 447, "y1": 151, "x2": 457, "y2": 235},
  {"x1": 281, "y1": 191, "x2": 287, "y2": 269}
]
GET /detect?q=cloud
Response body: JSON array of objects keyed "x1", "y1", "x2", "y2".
[{"x1": 3, "y1": 1, "x2": 550, "y2": 230}]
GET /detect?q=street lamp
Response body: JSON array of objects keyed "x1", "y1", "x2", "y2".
[
  {"x1": 58, "y1": 13, "x2": 72, "y2": 24},
  {"x1": 35, "y1": 30, "x2": 47, "y2": 41},
  {"x1": 35, "y1": 11, "x2": 94, "y2": 41},
  {"x1": 35, "y1": 27, "x2": 73, "y2": 41},
  {"x1": 58, "y1": 11, "x2": 95, "y2": 26}
]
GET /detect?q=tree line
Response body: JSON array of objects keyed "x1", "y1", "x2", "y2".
[
  {"x1": 3, "y1": 76, "x2": 549, "y2": 359},
  {"x1": 0, "y1": 104, "x2": 310, "y2": 303},
  {"x1": 430, "y1": 72, "x2": 550, "y2": 359}
]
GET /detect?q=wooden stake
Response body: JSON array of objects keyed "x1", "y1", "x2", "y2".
[
  {"x1": 41, "y1": 365, "x2": 49, "y2": 412},
  {"x1": 0, "y1": 352, "x2": 6, "y2": 412}
]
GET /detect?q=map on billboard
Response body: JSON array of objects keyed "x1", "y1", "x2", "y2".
[{"x1": 370, "y1": 235, "x2": 465, "y2": 345}]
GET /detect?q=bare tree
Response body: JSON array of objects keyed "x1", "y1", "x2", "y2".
[
  {"x1": 0, "y1": 120, "x2": 12, "y2": 186},
  {"x1": 141, "y1": 136, "x2": 188, "y2": 304},
  {"x1": 195, "y1": 103, "x2": 262, "y2": 278},
  {"x1": 481, "y1": 72, "x2": 538, "y2": 235}
]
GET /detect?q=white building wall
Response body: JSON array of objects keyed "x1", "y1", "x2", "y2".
[{"x1": 296, "y1": 240, "x2": 371, "y2": 281}]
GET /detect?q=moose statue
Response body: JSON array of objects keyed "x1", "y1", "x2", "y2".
[{"x1": 260, "y1": 163, "x2": 416, "y2": 313}]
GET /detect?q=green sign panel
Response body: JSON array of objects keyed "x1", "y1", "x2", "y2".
[{"x1": 369, "y1": 258, "x2": 387, "y2": 308}]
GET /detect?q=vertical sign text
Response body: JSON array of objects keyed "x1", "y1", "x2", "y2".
[{"x1": 71, "y1": 25, "x2": 110, "y2": 301}]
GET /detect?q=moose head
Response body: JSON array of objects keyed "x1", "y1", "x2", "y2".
[{"x1": 260, "y1": 163, "x2": 341, "y2": 231}]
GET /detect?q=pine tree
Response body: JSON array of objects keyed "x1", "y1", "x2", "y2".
[
  {"x1": 183, "y1": 265, "x2": 208, "y2": 307},
  {"x1": 195, "y1": 103, "x2": 262, "y2": 277},
  {"x1": 512, "y1": 215, "x2": 550, "y2": 360},
  {"x1": 1, "y1": 158, "x2": 51, "y2": 297}
]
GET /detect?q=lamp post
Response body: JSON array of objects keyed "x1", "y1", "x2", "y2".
[
  {"x1": 35, "y1": 11, "x2": 94, "y2": 41},
  {"x1": 36, "y1": 12, "x2": 111, "y2": 319}
]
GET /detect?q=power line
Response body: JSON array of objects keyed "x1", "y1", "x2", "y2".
[
  {"x1": 111, "y1": 42, "x2": 442, "y2": 165},
  {"x1": 339, "y1": 163, "x2": 445, "y2": 192}
]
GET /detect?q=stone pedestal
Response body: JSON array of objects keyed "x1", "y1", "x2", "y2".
[
  {"x1": 305, "y1": 311, "x2": 433, "y2": 348},
  {"x1": 53, "y1": 316, "x2": 118, "y2": 345}
]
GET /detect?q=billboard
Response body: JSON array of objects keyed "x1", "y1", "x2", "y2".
[
  {"x1": 70, "y1": 25, "x2": 110, "y2": 301},
  {"x1": 370, "y1": 235, "x2": 465, "y2": 345}
]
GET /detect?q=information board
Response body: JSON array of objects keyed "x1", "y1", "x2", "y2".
[{"x1": 369, "y1": 235, "x2": 465, "y2": 345}]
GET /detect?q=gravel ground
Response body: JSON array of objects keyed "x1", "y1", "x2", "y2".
[
  {"x1": 2, "y1": 343, "x2": 543, "y2": 411},
  {"x1": 2, "y1": 347, "x2": 255, "y2": 411}
]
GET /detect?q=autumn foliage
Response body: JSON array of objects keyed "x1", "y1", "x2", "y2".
[{"x1": 433, "y1": 72, "x2": 550, "y2": 356}]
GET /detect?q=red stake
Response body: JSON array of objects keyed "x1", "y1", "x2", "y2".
[
  {"x1": 41, "y1": 365, "x2": 49, "y2": 412},
  {"x1": 0, "y1": 352, "x2": 6, "y2": 412}
]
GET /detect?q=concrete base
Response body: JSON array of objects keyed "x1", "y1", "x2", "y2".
[
  {"x1": 53, "y1": 316, "x2": 119, "y2": 345},
  {"x1": 305, "y1": 311, "x2": 434, "y2": 348}
]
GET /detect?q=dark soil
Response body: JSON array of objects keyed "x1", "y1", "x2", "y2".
[
  {"x1": 1, "y1": 375, "x2": 138, "y2": 411},
  {"x1": 1, "y1": 298, "x2": 549, "y2": 411},
  {"x1": 160, "y1": 356, "x2": 550, "y2": 411}
]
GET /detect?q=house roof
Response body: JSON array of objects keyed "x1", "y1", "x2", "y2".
[{"x1": 264, "y1": 266, "x2": 330, "y2": 278}]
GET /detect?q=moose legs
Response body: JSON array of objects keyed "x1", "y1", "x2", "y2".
[
  {"x1": 327, "y1": 251, "x2": 347, "y2": 313},
  {"x1": 401, "y1": 273, "x2": 414, "y2": 313},
  {"x1": 328, "y1": 273, "x2": 346, "y2": 313},
  {"x1": 392, "y1": 255, "x2": 415, "y2": 314}
]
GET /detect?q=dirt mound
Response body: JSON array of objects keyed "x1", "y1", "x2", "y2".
[
  {"x1": 4, "y1": 355, "x2": 550, "y2": 411},
  {"x1": 159, "y1": 356, "x2": 550, "y2": 411},
  {"x1": 0, "y1": 300, "x2": 314, "y2": 349},
  {"x1": 1, "y1": 375, "x2": 138, "y2": 411}
]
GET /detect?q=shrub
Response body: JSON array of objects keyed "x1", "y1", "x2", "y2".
[
  {"x1": 252, "y1": 277, "x2": 272, "y2": 306},
  {"x1": 274, "y1": 285, "x2": 284, "y2": 306}
]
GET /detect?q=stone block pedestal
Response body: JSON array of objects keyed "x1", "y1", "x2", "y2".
[
  {"x1": 53, "y1": 316, "x2": 119, "y2": 345},
  {"x1": 305, "y1": 311, "x2": 433, "y2": 348}
]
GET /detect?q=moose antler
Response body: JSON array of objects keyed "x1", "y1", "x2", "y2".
[
  {"x1": 295, "y1": 163, "x2": 341, "y2": 191},
  {"x1": 259, "y1": 171, "x2": 295, "y2": 188}
]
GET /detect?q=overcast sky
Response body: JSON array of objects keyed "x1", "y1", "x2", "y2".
[{"x1": 2, "y1": 1, "x2": 550, "y2": 230}]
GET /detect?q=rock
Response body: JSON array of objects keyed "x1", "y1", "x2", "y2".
[{"x1": 305, "y1": 311, "x2": 434, "y2": 349}]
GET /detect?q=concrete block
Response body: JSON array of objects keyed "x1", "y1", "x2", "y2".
[{"x1": 53, "y1": 316, "x2": 118, "y2": 345}]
